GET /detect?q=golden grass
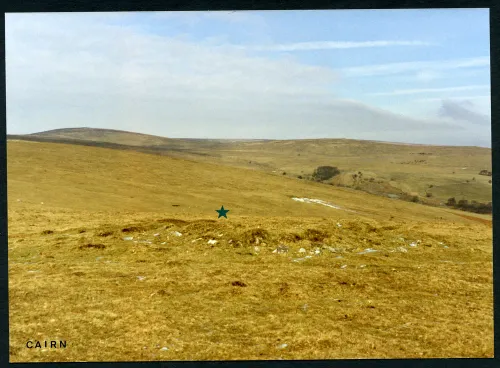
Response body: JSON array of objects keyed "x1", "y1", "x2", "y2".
[
  {"x1": 16, "y1": 131, "x2": 493, "y2": 203},
  {"x1": 7, "y1": 140, "x2": 493, "y2": 361}
]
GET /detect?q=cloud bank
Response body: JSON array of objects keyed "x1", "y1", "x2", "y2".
[
  {"x1": 5, "y1": 13, "x2": 492, "y2": 147},
  {"x1": 438, "y1": 100, "x2": 491, "y2": 126}
]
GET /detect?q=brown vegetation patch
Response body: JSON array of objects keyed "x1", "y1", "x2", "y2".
[
  {"x1": 121, "y1": 226, "x2": 143, "y2": 233},
  {"x1": 303, "y1": 228, "x2": 329, "y2": 241},
  {"x1": 240, "y1": 228, "x2": 271, "y2": 245},
  {"x1": 278, "y1": 282, "x2": 290, "y2": 295},
  {"x1": 79, "y1": 243, "x2": 106, "y2": 250},
  {"x1": 97, "y1": 231, "x2": 114, "y2": 237},
  {"x1": 280, "y1": 232, "x2": 303, "y2": 242},
  {"x1": 155, "y1": 218, "x2": 189, "y2": 226},
  {"x1": 41, "y1": 230, "x2": 54, "y2": 235},
  {"x1": 231, "y1": 281, "x2": 247, "y2": 287},
  {"x1": 182, "y1": 220, "x2": 223, "y2": 235}
]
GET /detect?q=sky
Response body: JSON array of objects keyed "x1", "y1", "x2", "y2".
[{"x1": 5, "y1": 9, "x2": 492, "y2": 147}]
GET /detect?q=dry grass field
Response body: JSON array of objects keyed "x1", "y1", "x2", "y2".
[
  {"x1": 7, "y1": 137, "x2": 493, "y2": 361},
  {"x1": 18, "y1": 128, "x2": 493, "y2": 205}
]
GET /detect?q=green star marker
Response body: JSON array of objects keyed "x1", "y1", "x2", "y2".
[{"x1": 216, "y1": 205, "x2": 229, "y2": 219}]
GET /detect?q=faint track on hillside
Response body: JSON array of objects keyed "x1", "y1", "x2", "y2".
[{"x1": 445, "y1": 211, "x2": 492, "y2": 227}]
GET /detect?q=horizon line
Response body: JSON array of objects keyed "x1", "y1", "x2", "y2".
[{"x1": 6, "y1": 129, "x2": 491, "y2": 149}]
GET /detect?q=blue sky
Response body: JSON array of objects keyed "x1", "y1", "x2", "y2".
[{"x1": 6, "y1": 9, "x2": 491, "y2": 146}]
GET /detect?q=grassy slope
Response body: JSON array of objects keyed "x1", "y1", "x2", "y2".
[
  {"x1": 7, "y1": 140, "x2": 492, "y2": 361},
  {"x1": 30, "y1": 127, "x2": 173, "y2": 147},
  {"x1": 19, "y1": 129, "x2": 492, "y2": 204}
]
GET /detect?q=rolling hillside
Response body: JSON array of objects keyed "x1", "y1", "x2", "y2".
[
  {"x1": 9, "y1": 128, "x2": 493, "y2": 205},
  {"x1": 7, "y1": 136, "x2": 492, "y2": 361},
  {"x1": 6, "y1": 139, "x2": 488, "y2": 224}
]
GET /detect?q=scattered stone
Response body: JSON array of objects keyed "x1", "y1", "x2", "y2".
[
  {"x1": 161, "y1": 242, "x2": 166, "y2": 245},
  {"x1": 277, "y1": 343, "x2": 288, "y2": 349},
  {"x1": 137, "y1": 276, "x2": 146, "y2": 281},
  {"x1": 444, "y1": 246, "x2": 449, "y2": 249},
  {"x1": 409, "y1": 242, "x2": 418, "y2": 247},
  {"x1": 254, "y1": 246, "x2": 260, "y2": 252},
  {"x1": 337, "y1": 223, "x2": 342, "y2": 228},
  {"x1": 160, "y1": 347, "x2": 169, "y2": 351},
  {"x1": 314, "y1": 248, "x2": 321, "y2": 255},
  {"x1": 340, "y1": 265, "x2": 347, "y2": 269},
  {"x1": 273, "y1": 245, "x2": 289, "y2": 254},
  {"x1": 218, "y1": 233, "x2": 224, "y2": 237},
  {"x1": 153, "y1": 233, "x2": 160, "y2": 237},
  {"x1": 301, "y1": 304, "x2": 309, "y2": 312},
  {"x1": 396, "y1": 247, "x2": 408, "y2": 253},
  {"x1": 336, "y1": 255, "x2": 343, "y2": 259},
  {"x1": 172, "y1": 231, "x2": 182, "y2": 237},
  {"x1": 323, "y1": 246, "x2": 338, "y2": 253},
  {"x1": 95, "y1": 257, "x2": 103, "y2": 261},
  {"x1": 298, "y1": 248, "x2": 306, "y2": 253},
  {"x1": 358, "y1": 248, "x2": 378, "y2": 254},
  {"x1": 122, "y1": 236, "x2": 134, "y2": 241},
  {"x1": 208, "y1": 239, "x2": 218, "y2": 245},
  {"x1": 359, "y1": 264, "x2": 366, "y2": 268}
]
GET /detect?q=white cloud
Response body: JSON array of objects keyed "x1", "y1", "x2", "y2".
[
  {"x1": 415, "y1": 69, "x2": 441, "y2": 82},
  {"x1": 341, "y1": 57, "x2": 490, "y2": 77},
  {"x1": 240, "y1": 40, "x2": 434, "y2": 52},
  {"x1": 415, "y1": 95, "x2": 491, "y2": 102},
  {"x1": 438, "y1": 99, "x2": 491, "y2": 125},
  {"x1": 5, "y1": 13, "x2": 490, "y2": 146},
  {"x1": 369, "y1": 85, "x2": 490, "y2": 96}
]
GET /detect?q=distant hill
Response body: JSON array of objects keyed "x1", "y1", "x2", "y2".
[
  {"x1": 27, "y1": 127, "x2": 172, "y2": 147},
  {"x1": 7, "y1": 127, "x2": 234, "y2": 158},
  {"x1": 7, "y1": 127, "x2": 492, "y2": 206}
]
